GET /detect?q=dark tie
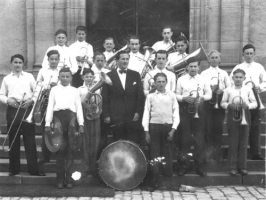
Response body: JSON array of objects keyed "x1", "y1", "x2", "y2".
[{"x1": 119, "y1": 69, "x2": 127, "y2": 74}]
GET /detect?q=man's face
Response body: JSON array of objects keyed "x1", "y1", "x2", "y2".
[
  {"x1": 176, "y1": 41, "x2": 187, "y2": 54},
  {"x1": 155, "y1": 76, "x2": 167, "y2": 92},
  {"x1": 82, "y1": 73, "x2": 94, "y2": 85},
  {"x1": 208, "y1": 52, "x2": 221, "y2": 67},
  {"x1": 155, "y1": 53, "x2": 167, "y2": 69},
  {"x1": 94, "y1": 55, "x2": 106, "y2": 69},
  {"x1": 162, "y1": 28, "x2": 173, "y2": 41},
  {"x1": 55, "y1": 33, "x2": 67, "y2": 46},
  {"x1": 129, "y1": 39, "x2": 140, "y2": 53},
  {"x1": 117, "y1": 53, "x2": 130, "y2": 70},
  {"x1": 243, "y1": 48, "x2": 255, "y2": 63},
  {"x1": 233, "y1": 72, "x2": 245, "y2": 87},
  {"x1": 59, "y1": 72, "x2": 72, "y2": 86},
  {"x1": 11, "y1": 58, "x2": 23, "y2": 73},
  {"x1": 103, "y1": 39, "x2": 115, "y2": 52},
  {"x1": 48, "y1": 54, "x2": 60, "y2": 69},
  {"x1": 76, "y1": 30, "x2": 86, "y2": 42},
  {"x1": 187, "y1": 62, "x2": 199, "y2": 77}
]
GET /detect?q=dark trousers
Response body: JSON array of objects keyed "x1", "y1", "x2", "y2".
[
  {"x1": 54, "y1": 110, "x2": 75, "y2": 183},
  {"x1": 97, "y1": 115, "x2": 110, "y2": 159},
  {"x1": 179, "y1": 102, "x2": 206, "y2": 170},
  {"x1": 227, "y1": 109, "x2": 251, "y2": 170},
  {"x1": 72, "y1": 68, "x2": 84, "y2": 88},
  {"x1": 6, "y1": 106, "x2": 39, "y2": 174},
  {"x1": 82, "y1": 118, "x2": 100, "y2": 174},
  {"x1": 205, "y1": 100, "x2": 225, "y2": 160},
  {"x1": 149, "y1": 123, "x2": 174, "y2": 185},
  {"x1": 40, "y1": 109, "x2": 51, "y2": 162},
  {"x1": 249, "y1": 109, "x2": 262, "y2": 157},
  {"x1": 111, "y1": 121, "x2": 142, "y2": 145}
]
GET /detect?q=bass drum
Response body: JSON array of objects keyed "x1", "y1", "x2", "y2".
[{"x1": 98, "y1": 140, "x2": 147, "y2": 190}]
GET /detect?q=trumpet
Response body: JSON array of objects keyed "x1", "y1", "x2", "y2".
[
  {"x1": 188, "y1": 85, "x2": 201, "y2": 118},
  {"x1": 245, "y1": 79, "x2": 265, "y2": 110},
  {"x1": 232, "y1": 93, "x2": 248, "y2": 125},
  {"x1": 209, "y1": 73, "x2": 220, "y2": 109}
]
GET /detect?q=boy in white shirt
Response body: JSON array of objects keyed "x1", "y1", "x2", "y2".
[{"x1": 103, "y1": 37, "x2": 115, "y2": 61}]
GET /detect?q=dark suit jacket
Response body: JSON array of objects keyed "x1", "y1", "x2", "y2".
[{"x1": 102, "y1": 69, "x2": 144, "y2": 124}]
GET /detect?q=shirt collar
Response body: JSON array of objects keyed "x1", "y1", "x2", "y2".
[
  {"x1": 11, "y1": 71, "x2": 24, "y2": 76},
  {"x1": 56, "y1": 44, "x2": 66, "y2": 49},
  {"x1": 59, "y1": 83, "x2": 71, "y2": 88},
  {"x1": 156, "y1": 90, "x2": 168, "y2": 95},
  {"x1": 189, "y1": 74, "x2": 198, "y2": 79},
  {"x1": 244, "y1": 61, "x2": 254, "y2": 66},
  {"x1": 162, "y1": 39, "x2": 173, "y2": 45},
  {"x1": 155, "y1": 67, "x2": 166, "y2": 72}
]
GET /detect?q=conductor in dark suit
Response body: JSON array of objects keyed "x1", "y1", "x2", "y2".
[{"x1": 102, "y1": 50, "x2": 144, "y2": 145}]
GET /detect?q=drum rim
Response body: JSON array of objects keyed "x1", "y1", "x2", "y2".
[{"x1": 98, "y1": 140, "x2": 147, "y2": 190}]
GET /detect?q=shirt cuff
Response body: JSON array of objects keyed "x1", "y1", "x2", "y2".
[{"x1": 45, "y1": 122, "x2": 51, "y2": 127}]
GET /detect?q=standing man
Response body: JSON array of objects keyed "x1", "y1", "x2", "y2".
[
  {"x1": 143, "y1": 50, "x2": 176, "y2": 96},
  {"x1": 201, "y1": 50, "x2": 231, "y2": 161},
  {"x1": 230, "y1": 44, "x2": 266, "y2": 160},
  {"x1": 127, "y1": 36, "x2": 145, "y2": 75},
  {"x1": 176, "y1": 61, "x2": 212, "y2": 176},
  {"x1": 152, "y1": 27, "x2": 175, "y2": 52},
  {"x1": 102, "y1": 50, "x2": 144, "y2": 145}
]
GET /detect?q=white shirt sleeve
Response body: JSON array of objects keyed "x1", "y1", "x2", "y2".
[
  {"x1": 142, "y1": 95, "x2": 151, "y2": 131},
  {"x1": 0, "y1": 77, "x2": 8, "y2": 104},
  {"x1": 45, "y1": 87, "x2": 55, "y2": 127}
]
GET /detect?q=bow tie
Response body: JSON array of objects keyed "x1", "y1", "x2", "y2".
[{"x1": 119, "y1": 69, "x2": 127, "y2": 74}]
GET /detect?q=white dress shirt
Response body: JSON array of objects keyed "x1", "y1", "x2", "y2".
[
  {"x1": 104, "y1": 51, "x2": 115, "y2": 61},
  {"x1": 91, "y1": 64, "x2": 110, "y2": 82},
  {"x1": 69, "y1": 40, "x2": 94, "y2": 69},
  {"x1": 221, "y1": 85, "x2": 257, "y2": 110},
  {"x1": 201, "y1": 66, "x2": 231, "y2": 91},
  {"x1": 152, "y1": 40, "x2": 174, "y2": 52},
  {"x1": 230, "y1": 61, "x2": 266, "y2": 92},
  {"x1": 143, "y1": 67, "x2": 176, "y2": 96},
  {"x1": 0, "y1": 71, "x2": 36, "y2": 104},
  {"x1": 176, "y1": 73, "x2": 212, "y2": 102},
  {"x1": 117, "y1": 68, "x2": 127, "y2": 90},
  {"x1": 127, "y1": 52, "x2": 145, "y2": 74},
  {"x1": 142, "y1": 90, "x2": 180, "y2": 131},
  {"x1": 45, "y1": 84, "x2": 84, "y2": 126},
  {"x1": 37, "y1": 66, "x2": 61, "y2": 89},
  {"x1": 42, "y1": 45, "x2": 78, "y2": 74}
]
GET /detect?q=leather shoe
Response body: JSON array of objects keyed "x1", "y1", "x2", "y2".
[
  {"x1": 29, "y1": 172, "x2": 46, "y2": 176},
  {"x1": 66, "y1": 183, "x2": 73, "y2": 189},
  {"x1": 251, "y1": 155, "x2": 265, "y2": 160},
  {"x1": 57, "y1": 183, "x2": 64, "y2": 189},
  {"x1": 240, "y1": 169, "x2": 248, "y2": 176},
  {"x1": 9, "y1": 172, "x2": 19, "y2": 176},
  {"x1": 178, "y1": 169, "x2": 187, "y2": 176},
  {"x1": 38, "y1": 159, "x2": 50, "y2": 165},
  {"x1": 230, "y1": 169, "x2": 238, "y2": 176},
  {"x1": 195, "y1": 169, "x2": 207, "y2": 177}
]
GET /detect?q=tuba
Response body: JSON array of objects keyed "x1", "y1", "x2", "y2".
[
  {"x1": 167, "y1": 42, "x2": 207, "y2": 77},
  {"x1": 105, "y1": 45, "x2": 128, "y2": 70},
  {"x1": 245, "y1": 79, "x2": 265, "y2": 110},
  {"x1": 83, "y1": 72, "x2": 112, "y2": 120},
  {"x1": 209, "y1": 73, "x2": 220, "y2": 109},
  {"x1": 188, "y1": 85, "x2": 201, "y2": 118},
  {"x1": 232, "y1": 93, "x2": 248, "y2": 125}
]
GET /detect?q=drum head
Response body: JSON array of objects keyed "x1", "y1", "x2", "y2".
[
  {"x1": 44, "y1": 116, "x2": 63, "y2": 153},
  {"x1": 68, "y1": 117, "x2": 83, "y2": 152},
  {"x1": 98, "y1": 140, "x2": 147, "y2": 190}
]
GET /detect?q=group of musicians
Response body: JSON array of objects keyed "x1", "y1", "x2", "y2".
[{"x1": 0, "y1": 25, "x2": 265, "y2": 191}]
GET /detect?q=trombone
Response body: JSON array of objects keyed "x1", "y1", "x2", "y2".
[
  {"x1": 188, "y1": 85, "x2": 201, "y2": 118},
  {"x1": 232, "y1": 93, "x2": 248, "y2": 125},
  {"x1": 245, "y1": 79, "x2": 265, "y2": 110},
  {"x1": 209, "y1": 73, "x2": 220, "y2": 109},
  {"x1": 2, "y1": 93, "x2": 26, "y2": 152}
]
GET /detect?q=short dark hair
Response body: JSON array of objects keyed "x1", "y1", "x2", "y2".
[
  {"x1": 176, "y1": 36, "x2": 188, "y2": 44},
  {"x1": 11, "y1": 54, "x2": 24, "y2": 63},
  {"x1": 76, "y1": 26, "x2": 87, "y2": 33},
  {"x1": 82, "y1": 68, "x2": 94, "y2": 76},
  {"x1": 242, "y1": 44, "x2": 255, "y2": 52},
  {"x1": 155, "y1": 50, "x2": 168, "y2": 59},
  {"x1": 129, "y1": 35, "x2": 141, "y2": 43},
  {"x1": 59, "y1": 67, "x2": 72, "y2": 75},
  {"x1": 93, "y1": 51, "x2": 106, "y2": 61},
  {"x1": 154, "y1": 73, "x2": 168, "y2": 82},
  {"x1": 55, "y1": 29, "x2": 67, "y2": 37},
  {"x1": 115, "y1": 50, "x2": 130, "y2": 60},
  {"x1": 187, "y1": 60, "x2": 200, "y2": 66},
  {"x1": 47, "y1": 50, "x2": 60, "y2": 58},
  {"x1": 104, "y1": 37, "x2": 114, "y2": 44},
  {"x1": 233, "y1": 68, "x2": 246, "y2": 76},
  {"x1": 162, "y1": 27, "x2": 173, "y2": 32}
]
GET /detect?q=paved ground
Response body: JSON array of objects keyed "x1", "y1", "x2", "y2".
[{"x1": 0, "y1": 186, "x2": 265, "y2": 200}]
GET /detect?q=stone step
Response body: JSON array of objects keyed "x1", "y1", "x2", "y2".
[
  {"x1": 0, "y1": 171, "x2": 264, "y2": 187},
  {"x1": 0, "y1": 158, "x2": 264, "y2": 173}
]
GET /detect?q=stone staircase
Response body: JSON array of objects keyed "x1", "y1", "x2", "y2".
[{"x1": 0, "y1": 110, "x2": 265, "y2": 188}]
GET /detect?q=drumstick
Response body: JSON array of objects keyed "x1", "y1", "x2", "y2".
[{"x1": 110, "y1": 120, "x2": 130, "y2": 127}]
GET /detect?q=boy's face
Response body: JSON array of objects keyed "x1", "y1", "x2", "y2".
[
  {"x1": 11, "y1": 58, "x2": 24, "y2": 73},
  {"x1": 243, "y1": 48, "x2": 255, "y2": 63},
  {"x1": 94, "y1": 55, "x2": 106, "y2": 69},
  {"x1": 233, "y1": 72, "x2": 246, "y2": 87},
  {"x1": 103, "y1": 39, "x2": 115, "y2": 52},
  {"x1": 129, "y1": 39, "x2": 140, "y2": 53},
  {"x1": 155, "y1": 53, "x2": 167, "y2": 69},
  {"x1": 82, "y1": 73, "x2": 94, "y2": 84},
  {"x1": 59, "y1": 72, "x2": 72, "y2": 86},
  {"x1": 155, "y1": 76, "x2": 167, "y2": 92},
  {"x1": 76, "y1": 30, "x2": 86, "y2": 42},
  {"x1": 176, "y1": 41, "x2": 187, "y2": 54},
  {"x1": 162, "y1": 28, "x2": 173, "y2": 41},
  {"x1": 187, "y1": 61, "x2": 199, "y2": 77},
  {"x1": 55, "y1": 33, "x2": 67, "y2": 46},
  {"x1": 208, "y1": 52, "x2": 221, "y2": 67},
  {"x1": 48, "y1": 54, "x2": 59, "y2": 68},
  {"x1": 117, "y1": 53, "x2": 130, "y2": 70}
]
